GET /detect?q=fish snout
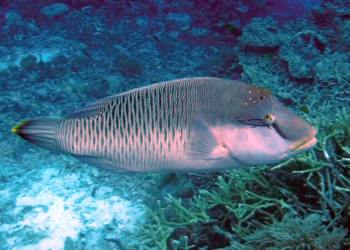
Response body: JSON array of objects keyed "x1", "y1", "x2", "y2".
[{"x1": 289, "y1": 127, "x2": 317, "y2": 153}]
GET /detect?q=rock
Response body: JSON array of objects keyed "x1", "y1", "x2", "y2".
[
  {"x1": 36, "y1": 88, "x2": 49, "y2": 100},
  {"x1": 41, "y1": 3, "x2": 69, "y2": 19},
  {"x1": 63, "y1": 237, "x2": 75, "y2": 250},
  {"x1": 45, "y1": 54, "x2": 69, "y2": 77},
  {"x1": 166, "y1": 12, "x2": 192, "y2": 31},
  {"x1": 0, "y1": 36, "x2": 87, "y2": 72},
  {"x1": 86, "y1": 78, "x2": 110, "y2": 99},
  {"x1": 3, "y1": 11, "x2": 39, "y2": 38},
  {"x1": 4, "y1": 11, "x2": 22, "y2": 28},
  {"x1": 168, "y1": 222, "x2": 231, "y2": 249},
  {"x1": 94, "y1": 186, "x2": 114, "y2": 199},
  {"x1": 191, "y1": 27, "x2": 209, "y2": 37},
  {"x1": 84, "y1": 230, "x2": 113, "y2": 250},
  {"x1": 70, "y1": 54, "x2": 91, "y2": 72},
  {"x1": 197, "y1": 49, "x2": 239, "y2": 76},
  {"x1": 41, "y1": 168, "x2": 60, "y2": 183},
  {"x1": 115, "y1": 53, "x2": 144, "y2": 77},
  {"x1": 136, "y1": 16, "x2": 149, "y2": 28},
  {"x1": 0, "y1": 71, "x2": 10, "y2": 90},
  {"x1": 207, "y1": 204, "x2": 237, "y2": 231},
  {"x1": 90, "y1": 167, "x2": 100, "y2": 178},
  {"x1": 20, "y1": 54, "x2": 37, "y2": 71}
]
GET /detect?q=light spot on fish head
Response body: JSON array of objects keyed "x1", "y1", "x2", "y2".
[
  {"x1": 238, "y1": 86, "x2": 272, "y2": 114},
  {"x1": 235, "y1": 85, "x2": 274, "y2": 125}
]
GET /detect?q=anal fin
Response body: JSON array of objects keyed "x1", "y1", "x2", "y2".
[{"x1": 75, "y1": 155, "x2": 117, "y2": 171}]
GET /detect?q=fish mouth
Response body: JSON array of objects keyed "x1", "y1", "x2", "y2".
[
  {"x1": 290, "y1": 137, "x2": 317, "y2": 153},
  {"x1": 289, "y1": 128, "x2": 317, "y2": 154}
]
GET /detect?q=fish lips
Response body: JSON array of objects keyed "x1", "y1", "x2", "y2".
[{"x1": 288, "y1": 128, "x2": 317, "y2": 155}]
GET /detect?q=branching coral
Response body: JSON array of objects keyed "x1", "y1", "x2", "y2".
[
  {"x1": 140, "y1": 208, "x2": 174, "y2": 249},
  {"x1": 244, "y1": 212, "x2": 347, "y2": 250}
]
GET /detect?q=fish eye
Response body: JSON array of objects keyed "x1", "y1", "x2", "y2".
[{"x1": 264, "y1": 114, "x2": 275, "y2": 125}]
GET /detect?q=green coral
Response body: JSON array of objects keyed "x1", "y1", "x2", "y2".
[{"x1": 244, "y1": 213, "x2": 347, "y2": 250}]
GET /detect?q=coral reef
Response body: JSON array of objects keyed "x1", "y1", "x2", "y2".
[
  {"x1": 315, "y1": 52, "x2": 350, "y2": 84},
  {"x1": 238, "y1": 2, "x2": 350, "y2": 86},
  {"x1": 1, "y1": 11, "x2": 39, "y2": 41},
  {"x1": 41, "y1": 3, "x2": 69, "y2": 19},
  {"x1": 239, "y1": 17, "x2": 284, "y2": 50},
  {"x1": 279, "y1": 29, "x2": 327, "y2": 79},
  {"x1": 243, "y1": 213, "x2": 347, "y2": 249}
]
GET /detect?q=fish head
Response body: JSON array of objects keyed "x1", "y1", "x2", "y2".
[{"x1": 222, "y1": 85, "x2": 317, "y2": 166}]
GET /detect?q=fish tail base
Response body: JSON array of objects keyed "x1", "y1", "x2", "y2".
[{"x1": 12, "y1": 118, "x2": 61, "y2": 151}]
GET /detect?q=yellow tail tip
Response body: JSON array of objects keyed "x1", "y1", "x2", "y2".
[{"x1": 12, "y1": 120, "x2": 28, "y2": 134}]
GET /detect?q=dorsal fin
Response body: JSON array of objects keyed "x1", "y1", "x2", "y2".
[
  {"x1": 66, "y1": 77, "x2": 220, "y2": 119},
  {"x1": 67, "y1": 103, "x2": 104, "y2": 119},
  {"x1": 66, "y1": 95, "x2": 117, "y2": 119}
]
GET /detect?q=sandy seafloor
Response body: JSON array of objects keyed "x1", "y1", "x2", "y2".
[{"x1": 0, "y1": 0, "x2": 349, "y2": 249}]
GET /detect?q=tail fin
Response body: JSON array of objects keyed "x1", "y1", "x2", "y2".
[{"x1": 12, "y1": 118, "x2": 62, "y2": 151}]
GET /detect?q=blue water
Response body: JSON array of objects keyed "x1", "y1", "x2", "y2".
[{"x1": 0, "y1": 1, "x2": 349, "y2": 249}]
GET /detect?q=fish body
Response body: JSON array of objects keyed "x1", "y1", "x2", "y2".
[{"x1": 13, "y1": 77, "x2": 317, "y2": 172}]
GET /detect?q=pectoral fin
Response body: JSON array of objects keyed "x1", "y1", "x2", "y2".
[
  {"x1": 187, "y1": 120, "x2": 231, "y2": 161},
  {"x1": 206, "y1": 143, "x2": 232, "y2": 161}
]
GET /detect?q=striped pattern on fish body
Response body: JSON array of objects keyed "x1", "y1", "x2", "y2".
[
  {"x1": 57, "y1": 77, "x2": 232, "y2": 171},
  {"x1": 13, "y1": 77, "x2": 318, "y2": 172}
]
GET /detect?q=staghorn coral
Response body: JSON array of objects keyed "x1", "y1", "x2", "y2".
[{"x1": 244, "y1": 212, "x2": 347, "y2": 250}]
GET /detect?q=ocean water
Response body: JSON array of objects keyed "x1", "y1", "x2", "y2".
[{"x1": 0, "y1": 0, "x2": 349, "y2": 249}]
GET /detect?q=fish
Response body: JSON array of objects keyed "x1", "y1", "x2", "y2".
[{"x1": 12, "y1": 77, "x2": 317, "y2": 172}]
